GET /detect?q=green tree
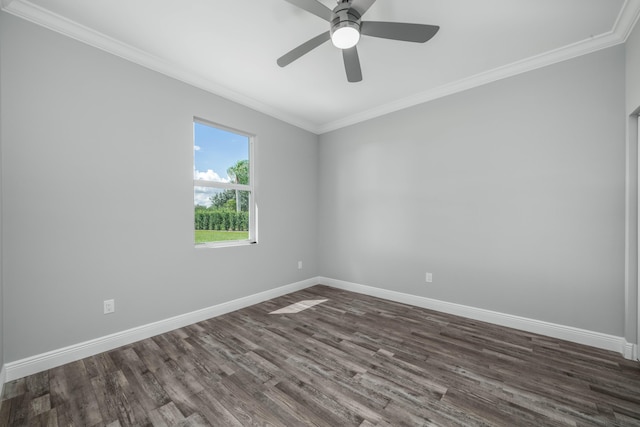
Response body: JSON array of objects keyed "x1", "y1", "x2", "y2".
[
  {"x1": 207, "y1": 160, "x2": 249, "y2": 211},
  {"x1": 226, "y1": 159, "x2": 249, "y2": 212},
  {"x1": 209, "y1": 191, "x2": 235, "y2": 210},
  {"x1": 227, "y1": 159, "x2": 249, "y2": 185}
]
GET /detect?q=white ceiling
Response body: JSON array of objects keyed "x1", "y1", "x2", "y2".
[{"x1": 3, "y1": 0, "x2": 640, "y2": 133}]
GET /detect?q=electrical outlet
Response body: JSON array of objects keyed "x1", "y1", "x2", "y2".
[
  {"x1": 103, "y1": 299, "x2": 115, "y2": 314},
  {"x1": 298, "y1": 261, "x2": 303, "y2": 270},
  {"x1": 425, "y1": 272, "x2": 433, "y2": 283}
]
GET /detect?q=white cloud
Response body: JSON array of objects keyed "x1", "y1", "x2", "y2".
[
  {"x1": 194, "y1": 145, "x2": 201, "y2": 151},
  {"x1": 194, "y1": 187, "x2": 213, "y2": 207},
  {"x1": 193, "y1": 169, "x2": 230, "y2": 182},
  {"x1": 193, "y1": 169, "x2": 230, "y2": 206}
]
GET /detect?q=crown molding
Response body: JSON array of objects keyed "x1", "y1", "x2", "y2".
[
  {"x1": 0, "y1": 0, "x2": 321, "y2": 134},
  {"x1": 618, "y1": 0, "x2": 640, "y2": 41},
  {"x1": 2, "y1": 0, "x2": 638, "y2": 135},
  {"x1": 319, "y1": 0, "x2": 640, "y2": 133}
]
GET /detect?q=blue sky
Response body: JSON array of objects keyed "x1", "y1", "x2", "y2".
[{"x1": 194, "y1": 122, "x2": 249, "y2": 206}]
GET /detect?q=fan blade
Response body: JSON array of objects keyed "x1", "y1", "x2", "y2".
[
  {"x1": 283, "y1": 0, "x2": 332, "y2": 22},
  {"x1": 277, "y1": 31, "x2": 331, "y2": 67},
  {"x1": 361, "y1": 21, "x2": 440, "y2": 43},
  {"x1": 342, "y1": 47, "x2": 362, "y2": 82},
  {"x1": 351, "y1": 0, "x2": 377, "y2": 17}
]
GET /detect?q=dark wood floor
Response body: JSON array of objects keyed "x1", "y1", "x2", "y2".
[{"x1": 2, "y1": 285, "x2": 640, "y2": 426}]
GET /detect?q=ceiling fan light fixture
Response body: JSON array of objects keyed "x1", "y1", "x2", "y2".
[
  {"x1": 331, "y1": 23, "x2": 360, "y2": 49},
  {"x1": 277, "y1": 0, "x2": 440, "y2": 82}
]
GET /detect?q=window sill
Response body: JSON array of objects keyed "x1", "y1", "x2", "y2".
[{"x1": 195, "y1": 240, "x2": 257, "y2": 249}]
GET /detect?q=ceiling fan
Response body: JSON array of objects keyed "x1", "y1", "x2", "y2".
[{"x1": 277, "y1": 0, "x2": 440, "y2": 83}]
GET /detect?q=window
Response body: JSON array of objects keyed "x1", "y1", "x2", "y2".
[{"x1": 193, "y1": 119, "x2": 256, "y2": 247}]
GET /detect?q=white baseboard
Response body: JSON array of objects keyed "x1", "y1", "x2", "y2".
[
  {"x1": 4, "y1": 275, "x2": 636, "y2": 384},
  {"x1": 5, "y1": 278, "x2": 318, "y2": 382},
  {"x1": 0, "y1": 363, "x2": 6, "y2": 397},
  {"x1": 626, "y1": 342, "x2": 639, "y2": 361},
  {"x1": 319, "y1": 277, "x2": 633, "y2": 359}
]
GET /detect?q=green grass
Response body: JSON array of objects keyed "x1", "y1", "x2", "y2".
[{"x1": 195, "y1": 230, "x2": 249, "y2": 244}]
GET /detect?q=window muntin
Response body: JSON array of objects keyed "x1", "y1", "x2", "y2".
[{"x1": 193, "y1": 119, "x2": 255, "y2": 247}]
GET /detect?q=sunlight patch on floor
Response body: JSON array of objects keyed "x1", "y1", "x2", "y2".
[{"x1": 269, "y1": 299, "x2": 328, "y2": 314}]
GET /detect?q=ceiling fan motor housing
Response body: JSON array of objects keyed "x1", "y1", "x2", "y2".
[{"x1": 330, "y1": 2, "x2": 362, "y2": 41}]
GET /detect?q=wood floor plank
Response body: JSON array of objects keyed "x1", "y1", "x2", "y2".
[
  {"x1": 26, "y1": 407, "x2": 58, "y2": 427},
  {"x1": 24, "y1": 373, "x2": 49, "y2": 401},
  {"x1": 49, "y1": 362, "x2": 103, "y2": 426},
  {"x1": 0, "y1": 396, "x2": 11, "y2": 426},
  {"x1": 147, "y1": 401, "x2": 185, "y2": 427},
  {"x1": 2, "y1": 285, "x2": 640, "y2": 426},
  {"x1": 273, "y1": 379, "x2": 363, "y2": 426},
  {"x1": 261, "y1": 381, "x2": 336, "y2": 427},
  {"x1": 91, "y1": 369, "x2": 151, "y2": 426},
  {"x1": 5, "y1": 394, "x2": 28, "y2": 426},
  {"x1": 188, "y1": 388, "x2": 244, "y2": 427},
  {"x1": 27, "y1": 394, "x2": 51, "y2": 419}
]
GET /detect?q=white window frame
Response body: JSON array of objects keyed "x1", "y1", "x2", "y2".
[{"x1": 194, "y1": 117, "x2": 257, "y2": 248}]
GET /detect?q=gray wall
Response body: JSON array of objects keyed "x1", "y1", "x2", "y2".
[
  {"x1": 627, "y1": 18, "x2": 640, "y2": 347},
  {"x1": 0, "y1": 12, "x2": 318, "y2": 362},
  {"x1": 318, "y1": 45, "x2": 627, "y2": 336},
  {"x1": 627, "y1": 19, "x2": 640, "y2": 115},
  {"x1": 0, "y1": 11, "x2": 4, "y2": 373}
]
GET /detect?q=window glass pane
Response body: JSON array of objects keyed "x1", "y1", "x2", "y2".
[
  {"x1": 193, "y1": 119, "x2": 255, "y2": 247},
  {"x1": 194, "y1": 187, "x2": 250, "y2": 244},
  {"x1": 194, "y1": 186, "x2": 222, "y2": 209},
  {"x1": 194, "y1": 122, "x2": 250, "y2": 184}
]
